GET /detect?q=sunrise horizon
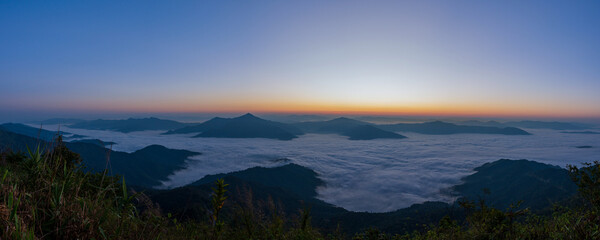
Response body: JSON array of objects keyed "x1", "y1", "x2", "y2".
[
  {"x1": 3, "y1": 107, "x2": 600, "y2": 123},
  {"x1": 2, "y1": 2, "x2": 600, "y2": 238},
  {"x1": 2, "y1": 1, "x2": 600, "y2": 122}
]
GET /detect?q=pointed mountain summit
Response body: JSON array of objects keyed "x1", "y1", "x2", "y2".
[
  {"x1": 327, "y1": 117, "x2": 362, "y2": 124},
  {"x1": 325, "y1": 117, "x2": 369, "y2": 126},
  {"x1": 238, "y1": 113, "x2": 259, "y2": 119},
  {"x1": 165, "y1": 113, "x2": 302, "y2": 137},
  {"x1": 188, "y1": 113, "x2": 302, "y2": 140}
]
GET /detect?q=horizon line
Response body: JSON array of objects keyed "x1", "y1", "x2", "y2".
[{"x1": 3, "y1": 109, "x2": 600, "y2": 122}]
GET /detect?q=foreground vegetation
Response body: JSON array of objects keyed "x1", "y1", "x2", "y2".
[{"x1": 1, "y1": 137, "x2": 598, "y2": 239}]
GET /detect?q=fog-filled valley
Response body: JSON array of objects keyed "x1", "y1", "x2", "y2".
[
  {"x1": 29, "y1": 116, "x2": 600, "y2": 212},
  {"x1": 4, "y1": 1, "x2": 600, "y2": 238}
]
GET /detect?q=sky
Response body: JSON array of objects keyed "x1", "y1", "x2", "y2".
[{"x1": 1, "y1": 0, "x2": 599, "y2": 119}]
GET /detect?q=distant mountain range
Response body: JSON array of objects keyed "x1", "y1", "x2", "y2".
[
  {"x1": 458, "y1": 120, "x2": 594, "y2": 130},
  {"x1": 379, "y1": 121, "x2": 531, "y2": 135},
  {"x1": 291, "y1": 117, "x2": 407, "y2": 140},
  {"x1": 192, "y1": 113, "x2": 302, "y2": 140},
  {"x1": 165, "y1": 115, "x2": 407, "y2": 140},
  {"x1": 68, "y1": 117, "x2": 191, "y2": 133},
  {"x1": 41, "y1": 114, "x2": 536, "y2": 140},
  {"x1": 0, "y1": 126, "x2": 198, "y2": 187},
  {"x1": 291, "y1": 117, "x2": 529, "y2": 137},
  {"x1": 32, "y1": 114, "x2": 600, "y2": 140},
  {"x1": 34, "y1": 116, "x2": 594, "y2": 137}
]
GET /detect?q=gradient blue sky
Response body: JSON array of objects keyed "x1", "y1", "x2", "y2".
[{"x1": 1, "y1": 1, "x2": 599, "y2": 119}]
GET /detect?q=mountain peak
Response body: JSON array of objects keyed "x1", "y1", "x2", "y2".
[
  {"x1": 195, "y1": 113, "x2": 299, "y2": 140},
  {"x1": 330, "y1": 117, "x2": 358, "y2": 122},
  {"x1": 237, "y1": 113, "x2": 259, "y2": 119}
]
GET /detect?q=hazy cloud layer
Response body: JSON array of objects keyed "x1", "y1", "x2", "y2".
[{"x1": 36, "y1": 125, "x2": 600, "y2": 212}]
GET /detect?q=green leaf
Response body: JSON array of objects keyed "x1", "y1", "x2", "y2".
[
  {"x1": 1, "y1": 169, "x2": 7, "y2": 184},
  {"x1": 99, "y1": 226, "x2": 108, "y2": 240},
  {"x1": 122, "y1": 177, "x2": 128, "y2": 200}
]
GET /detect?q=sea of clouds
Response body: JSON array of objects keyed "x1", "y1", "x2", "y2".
[{"x1": 36, "y1": 125, "x2": 600, "y2": 212}]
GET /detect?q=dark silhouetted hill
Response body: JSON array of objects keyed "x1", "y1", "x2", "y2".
[
  {"x1": 327, "y1": 201, "x2": 452, "y2": 234},
  {"x1": 460, "y1": 120, "x2": 593, "y2": 130},
  {"x1": 0, "y1": 129, "x2": 198, "y2": 187},
  {"x1": 0, "y1": 123, "x2": 68, "y2": 141},
  {"x1": 505, "y1": 120, "x2": 592, "y2": 130},
  {"x1": 147, "y1": 163, "x2": 453, "y2": 235},
  {"x1": 451, "y1": 159, "x2": 577, "y2": 211},
  {"x1": 68, "y1": 117, "x2": 189, "y2": 133},
  {"x1": 192, "y1": 113, "x2": 301, "y2": 140},
  {"x1": 380, "y1": 121, "x2": 530, "y2": 135},
  {"x1": 343, "y1": 125, "x2": 406, "y2": 140},
  {"x1": 163, "y1": 117, "x2": 231, "y2": 134},
  {"x1": 192, "y1": 163, "x2": 323, "y2": 199},
  {"x1": 68, "y1": 143, "x2": 199, "y2": 187},
  {"x1": 0, "y1": 129, "x2": 45, "y2": 152}
]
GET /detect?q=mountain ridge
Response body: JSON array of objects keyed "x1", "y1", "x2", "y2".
[
  {"x1": 0, "y1": 128, "x2": 199, "y2": 187},
  {"x1": 162, "y1": 113, "x2": 303, "y2": 140},
  {"x1": 379, "y1": 121, "x2": 531, "y2": 135},
  {"x1": 68, "y1": 117, "x2": 190, "y2": 133}
]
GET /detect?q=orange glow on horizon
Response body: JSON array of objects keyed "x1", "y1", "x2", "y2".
[{"x1": 37, "y1": 98, "x2": 600, "y2": 119}]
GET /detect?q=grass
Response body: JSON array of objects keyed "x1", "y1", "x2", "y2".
[
  {"x1": 0, "y1": 136, "x2": 184, "y2": 239},
  {"x1": 0, "y1": 136, "x2": 324, "y2": 239},
  {"x1": 1, "y1": 134, "x2": 599, "y2": 239}
]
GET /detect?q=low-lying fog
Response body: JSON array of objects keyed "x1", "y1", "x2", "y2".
[{"x1": 36, "y1": 125, "x2": 600, "y2": 212}]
